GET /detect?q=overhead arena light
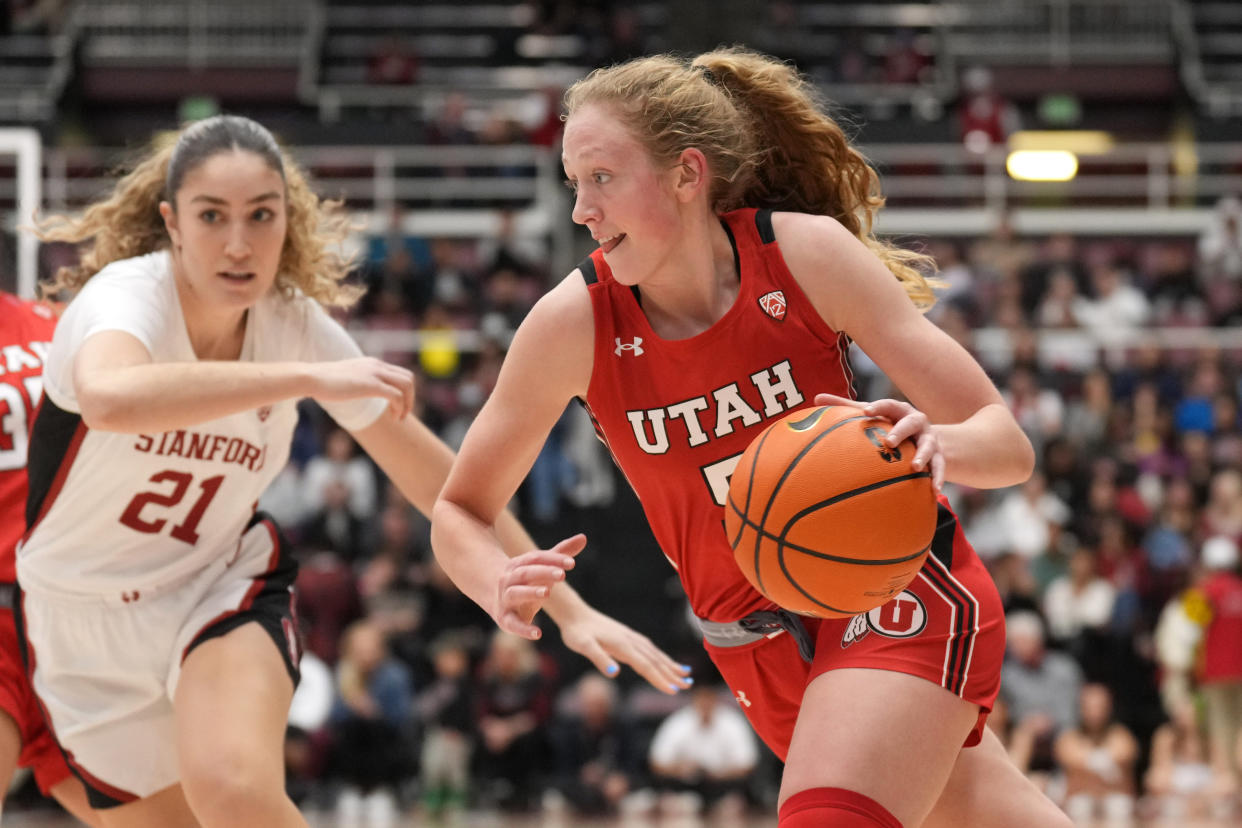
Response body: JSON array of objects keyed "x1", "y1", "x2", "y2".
[
  {"x1": 1006, "y1": 150, "x2": 1079, "y2": 182},
  {"x1": 1008, "y1": 130, "x2": 1114, "y2": 155}
]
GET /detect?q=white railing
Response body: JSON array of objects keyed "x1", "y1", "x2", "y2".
[
  {"x1": 1, "y1": 140, "x2": 1231, "y2": 286},
  {"x1": 942, "y1": 0, "x2": 1174, "y2": 66},
  {"x1": 75, "y1": 0, "x2": 314, "y2": 67},
  {"x1": 8, "y1": 141, "x2": 1234, "y2": 214}
]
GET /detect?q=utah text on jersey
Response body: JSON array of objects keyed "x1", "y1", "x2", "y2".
[{"x1": 624, "y1": 359, "x2": 804, "y2": 454}]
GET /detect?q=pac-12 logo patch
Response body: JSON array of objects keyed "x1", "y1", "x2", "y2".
[
  {"x1": 758, "y1": 290, "x2": 786, "y2": 321},
  {"x1": 866, "y1": 591, "x2": 927, "y2": 638}
]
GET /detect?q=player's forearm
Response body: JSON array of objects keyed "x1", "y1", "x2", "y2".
[
  {"x1": 76, "y1": 361, "x2": 315, "y2": 433},
  {"x1": 430, "y1": 497, "x2": 517, "y2": 621},
  {"x1": 931, "y1": 402, "x2": 1035, "y2": 489}
]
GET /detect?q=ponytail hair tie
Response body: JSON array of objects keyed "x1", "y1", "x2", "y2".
[{"x1": 696, "y1": 64, "x2": 722, "y2": 88}]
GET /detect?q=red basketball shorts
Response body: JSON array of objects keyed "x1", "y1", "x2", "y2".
[
  {"x1": 701, "y1": 513, "x2": 1005, "y2": 762},
  {"x1": 0, "y1": 586, "x2": 73, "y2": 794}
]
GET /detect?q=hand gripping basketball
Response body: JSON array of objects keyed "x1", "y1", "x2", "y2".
[{"x1": 724, "y1": 404, "x2": 939, "y2": 618}]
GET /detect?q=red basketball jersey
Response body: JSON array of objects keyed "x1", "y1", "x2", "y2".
[
  {"x1": 581, "y1": 208, "x2": 854, "y2": 621},
  {"x1": 0, "y1": 295, "x2": 55, "y2": 582}
]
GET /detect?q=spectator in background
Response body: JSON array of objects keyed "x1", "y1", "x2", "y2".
[
  {"x1": 303, "y1": 427, "x2": 378, "y2": 521},
  {"x1": 546, "y1": 673, "x2": 645, "y2": 817},
  {"x1": 1200, "y1": 468, "x2": 1242, "y2": 545},
  {"x1": 957, "y1": 65, "x2": 1019, "y2": 155},
  {"x1": 474, "y1": 632, "x2": 556, "y2": 812},
  {"x1": 968, "y1": 208, "x2": 1036, "y2": 292},
  {"x1": 1003, "y1": 365, "x2": 1065, "y2": 454},
  {"x1": 1184, "y1": 536, "x2": 1242, "y2": 791},
  {"x1": 426, "y1": 92, "x2": 475, "y2": 147},
  {"x1": 1143, "y1": 696, "x2": 1236, "y2": 822},
  {"x1": 925, "y1": 240, "x2": 974, "y2": 313},
  {"x1": 1043, "y1": 546, "x2": 1116, "y2": 655},
  {"x1": 416, "y1": 633, "x2": 475, "y2": 819},
  {"x1": 1212, "y1": 391, "x2": 1242, "y2": 468},
  {"x1": 648, "y1": 684, "x2": 757, "y2": 819},
  {"x1": 992, "y1": 471, "x2": 1071, "y2": 561},
  {"x1": 328, "y1": 620, "x2": 415, "y2": 825},
  {"x1": 284, "y1": 650, "x2": 334, "y2": 807},
  {"x1": 1036, "y1": 267, "x2": 1082, "y2": 330},
  {"x1": 1000, "y1": 611, "x2": 1084, "y2": 775},
  {"x1": 367, "y1": 35, "x2": 419, "y2": 86},
  {"x1": 299, "y1": 476, "x2": 368, "y2": 562},
  {"x1": 528, "y1": 86, "x2": 567, "y2": 148},
  {"x1": 1149, "y1": 240, "x2": 1205, "y2": 325},
  {"x1": 1062, "y1": 368, "x2": 1114, "y2": 452},
  {"x1": 356, "y1": 499, "x2": 425, "y2": 600},
  {"x1": 417, "y1": 556, "x2": 493, "y2": 652},
  {"x1": 1198, "y1": 195, "x2": 1242, "y2": 283},
  {"x1": 1176, "y1": 359, "x2": 1226, "y2": 438},
  {"x1": 882, "y1": 28, "x2": 930, "y2": 85},
  {"x1": 295, "y1": 551, "x2": 365, "y2": 665},
  {"x1": 1074, "y1": 261, "x2": 1151, "y2": 353},
  {"x1": 1021, "y1": 234, "x2": 1089, "y2": 321},
  {"x1": 1054, "y1": 682, "x2": 1139, "y2": 824}
]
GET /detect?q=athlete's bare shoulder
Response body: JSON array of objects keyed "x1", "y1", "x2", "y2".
[
  {"x1": 767, "y1": 210, "x2": 901, "y2": 332},
  {"x1": 503, "y1": 266, "x2": 596, "y2": 399}
]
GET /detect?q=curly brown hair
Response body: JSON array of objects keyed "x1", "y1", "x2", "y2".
[
  {"x1": 35, "y1": 116, "x2": 362, "y2": 308},
  {"x1": 564, "y1": 47, "x2": 939, "y2": 308}
]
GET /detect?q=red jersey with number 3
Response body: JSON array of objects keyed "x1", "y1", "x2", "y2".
[
  {"x1": 580, "y1": 208, "x2": 855, "y2": 622},
  {"x1": 0, "y1": 294, "x2": 55, "y2": 582}
]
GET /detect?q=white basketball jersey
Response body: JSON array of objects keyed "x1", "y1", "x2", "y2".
[{"x1": 18, "y1": 251, "x2": 386, "y2": 596}]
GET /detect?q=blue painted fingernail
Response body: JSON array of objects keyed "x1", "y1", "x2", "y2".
[
  {"x1": 669, "y1": 684, "x2": 680, "y2": 692},
  {"x1": 606, "y1": 663, "x2": 618, "y2": 675},
  {"x1": 684, "y1": 677, "x2": 694, "y2": 685},
  {"x1": 680, "y1": 664, "x2": 693, "y2": 672}
]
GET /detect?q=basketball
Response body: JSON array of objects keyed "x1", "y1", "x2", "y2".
[{"x1": 724, "y1": 405, "x2": 939, "y2": 618}]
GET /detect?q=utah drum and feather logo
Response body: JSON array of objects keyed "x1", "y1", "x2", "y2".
[{"x1": 758, "y1": 290, "x2": 786, "y2": 321}]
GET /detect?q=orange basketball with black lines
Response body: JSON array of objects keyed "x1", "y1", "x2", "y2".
[{"x1": 724, "y1": 405, "x2": 938, "y2": 618}]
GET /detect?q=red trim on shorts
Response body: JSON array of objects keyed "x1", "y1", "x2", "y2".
[
  {"x1": 61, "y1": 748, "x2": 140, "y2": 804},
  {"x1": 179, "y1": 519, "x2": 282, "y2": 665},
  {"x1": 21, "y1": 418, "x2": 88, "y2": 545},
  {"x1": 918, "y1": 555, "x2": 980, "y2": 697}
]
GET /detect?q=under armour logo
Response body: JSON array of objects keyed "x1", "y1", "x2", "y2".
[
  {"x1": 257, "y1": 405, "x2": 272, "y2": 422},
  {"x1": 121, "y1": 590, "x2": 141, "y2": 603},
  {"x1": 614, "y1": 337, "x2": 644, "y2": 356},
  {"x1": 736, "y1": 691, "x2": 752, "y2": 708}
]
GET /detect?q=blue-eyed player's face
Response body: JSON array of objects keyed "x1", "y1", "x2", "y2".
[
  {"x1": 562, "y1": 104, "x2": 684, "y2": 286},
  {"x1": 160, "y1": 149, "x2": 288, "y2": 315}
]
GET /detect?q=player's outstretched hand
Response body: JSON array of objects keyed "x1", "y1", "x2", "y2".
[
  {"x1": 311, "y1": 357, "x2": 415, "y2": 421},
  {"x1": 493, "y1": 534, "x2": 585, "y2": 640},
  {"x1": 815, "y1": 393, "x2": 944, "y2": 491},
  {"x1": 558, "y1": 604, "x2": 694, "y2": 695}
]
